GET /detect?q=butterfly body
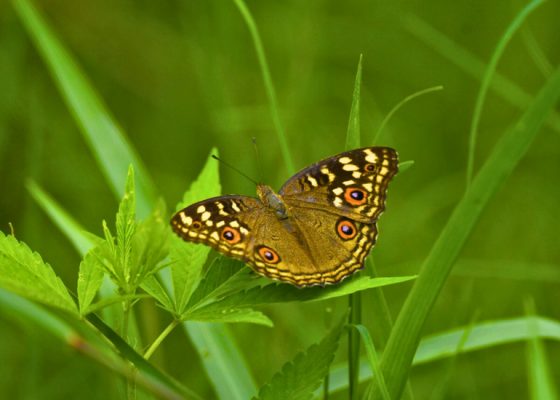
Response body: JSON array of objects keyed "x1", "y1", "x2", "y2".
[{"x1": 171, "y1": 146, "x2": 398, "y2": 287}]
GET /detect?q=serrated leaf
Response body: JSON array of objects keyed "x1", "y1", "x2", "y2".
[
  {"x1": 185, "y1": 308, "x2": 273, "y2": 327},
  {"x1": 83, "y1": 294, "x2": 150, "y2": 316},
  {"x1": 254, "y1": 310, "x2": 348, "y2": 400},
  {"x1": 130, "y1": 198, "x2": 171, "y2": 287},
  {"x1": 188, "y1": 275, "x2": 416, "y2": 319},
  {"x1": 141, "y1": 275, "x2": 174, "y2": 312},
  {"x1": 0, "y1": 231, "x2": 77, "y2": 315},
  {"x1": 116, "y1": 164, "x2": 136, "y2": 284},
  {"x1": 78, "y1": 248, "x2": 104, "y2": 317},
  {"x1": 171, "y1": 148, "x2": 221, "y2": 314},
  {"x1": 186, "y1": 257, "x2": 252, "y2": 312}
]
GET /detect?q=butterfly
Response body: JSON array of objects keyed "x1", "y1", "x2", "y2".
[{"x1": 170, "y1": 147, "x2": 398, "y2": 287}]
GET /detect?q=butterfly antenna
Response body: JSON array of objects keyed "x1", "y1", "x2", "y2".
[
  {"x1": 252, "y1": 137, "x2": 264, "y2": 184},
  {"x1": 211, "y1": 155, "x2": 259, "y2": 186}
]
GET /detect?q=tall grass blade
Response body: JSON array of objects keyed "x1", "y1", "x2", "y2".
[
  {"x1": 375, "y1": 61, "x2": 560, "y2": 400},
  {"x1": 11, "y1": 0, "x2": 156, "y2": 219},
  {"x1": 524, "y1": 298, "x2": 559, "y2": 400},
  {"x1": 231, "y1": 0, "x2": 294, "y2": 175},
  {"x1": 345, "y1": 54, "x2": 363, "y2": 400},
  {"x1": 467, "y1": 0, "x2": 547, "y2": 188}
]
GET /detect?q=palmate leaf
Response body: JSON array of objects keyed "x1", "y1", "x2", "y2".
[
  {"x1": 253, "y1": 310, "x2": 349, "y2": 400},
  {"x1": 78, "y1": 248, "x2": 104, "y2": 317},
  {"x1": 130, "y1": 197, "x2": 171, "y2": 287},
  {"x1": 141, "y1": 275, "x2": 174, "y2": 312},
  {"x1": 116, "y1": 164, "x2": 136, "y2": 284},
  {"x1": 171, "y1": 148, "x2": 221, "y2": 315},
  {"x1": 186, "y1": 308, "x2": 273, "y2": 327},
  {"x1": 0, "y1": 231, "x2": 77, "y2": 315},
  {"x1": 187, "y1": 275, "x2": 415, "y2": 319},
  {"x1": 83, "y1": 294, "x2": 150, "y2": 316},
  {"x1": 186, "y1": 256, "x2": 254, "y2": 312}
]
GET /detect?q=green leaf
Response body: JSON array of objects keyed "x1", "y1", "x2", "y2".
[
  {"x1": 116, "y1": 164, "x2": 136, "y2": 286},
  {"x1": 130, "y1": 198, "x2": 171, "y2": 288},
  {"x1": 525, "y1": 298, "x2": 559, "y2": 400},
  {"x1": 141, "y1": 275, "x2": 174, "y2": 312},
  {"x1": 10, "y1": 0, "x2": 155, "y2": 219},
  {"x1": 377, "y1": 58, "x2": 560, "y2": 400},
  {"x1": 83, "y1": 294, "x2": 150, "y2": 316},
  {"x1": 186, "y1": 257, "x2": 253, "y2": 312},
  {"x1": 172, "y1": 148, "x2": 221, "y2": 314},
  {"x1": 78, "y1": 248, "x2": 104, "y2": 317},
  {"x1": 0, "y1": 231, "x2": 78, "y2": 315},
  {"x1": 346, "y1": 54, "x2": 362, "y2": 151},
  {"x1": 349, "y1": 325, "x2": 390, "y2": 400},
  {"x1": 254, "y1": 310, "x2": 349, "y2": 400},
  {"x1": 188, "y1": 275, "x2": 415, "y2": 319},
  {"x1": 185, "y1": 308, "x2": 273, "y2": 327},
  {"x1": 398, "y1": 160, "x2": 414, "y2": 173}
]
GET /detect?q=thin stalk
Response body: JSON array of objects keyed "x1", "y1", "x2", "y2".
[
  {"x1": 323, "y1": 368, "x2": 330, "y2": 400},
  {"x1": 348, "y1": 293, "x2": 362, "y2": 400},
  {"x1": 466, "y1": 0, "x2": 547, "y2": 188},
  {"x1": 144, "y1": 319, "x2": 181, "y2": 360},
  {"x1": 231, "y1": 0, "x2": 295, "y2": 175},
  {"x1": 373, "y1": 86, "x2": 443, "y2": 145},
  {"x1": 122, "y1": 298, "x2": 136, "y2": 400}
]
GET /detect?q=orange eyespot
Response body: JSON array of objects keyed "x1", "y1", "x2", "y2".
[
  {"x1": 221, "y1": 227, "x2": 241, "y2": 244},
  {"x1": 364, "y1": 163, "x2": 376, "y2": 173},
  {"x1": 344, "y1": 188, "x2": 368, "y2": 206},
  {"x1": 258, "y1": 247, "x2": 280, "y2": 264},
  {"x1": 337, "y1": 220, "x2": 357, "y2": 240},
  {"x1": 192, "y1": 221, "x2": 203, "y2": 230}
]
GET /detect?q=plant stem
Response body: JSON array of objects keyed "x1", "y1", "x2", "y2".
[
  {"x1": 144, "y1": 319, "x2": 180, "y2": 360},
  {"x1": 122, "y1": 298, "x2": 136, "y2": 400},
  {"x1": 348, "y1": 292, "x2": 361, "y2": 400}
]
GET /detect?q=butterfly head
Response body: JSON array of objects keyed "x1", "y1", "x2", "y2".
[{"x1": 257, "y1": 184, "x2": 289, "y2": 220}]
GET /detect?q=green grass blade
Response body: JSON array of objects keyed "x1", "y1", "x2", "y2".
[
  {"x1": 10, "y1": 0, "x2": 156, "y2": 219},
  {"x1": 78, "y1": 249, "x2": 104, "y2": 317},
  {"x1": 402, "y1": 13, "x2": 560, "y2": 134},
  {"x1": 349, "y1": 325, "x2": 390, "y2": 400},
  {"x1": 231, "y1": 0, "x2": 294, "y2": 175},
  {"x1": 524, "y1": 298, "x2": 559, "y2": 400},
  {"x1": 183, "y1": 322, "x2": 259, "y2": 399},
  {"x1": 466, "y1": 0, "x2": 547, "y2": 187},
  {"x1": 323, "y1": 315, "x2": 560, "y2": 395},
  {"x1": 26, "y1": 180, "x2": 92, "y2": 255},
  {"x1": 345, "y1": 54, "x2": 363, "y2": 400},
  {"x1": 253, "y1": 311, "x2": 348, "y2": 400},
  {"x1": 346, "y1": 54, "x2": 363, "y2": 151},
  {"x1": 375, "y1": 61, "x2": 560, "y2": 400}
]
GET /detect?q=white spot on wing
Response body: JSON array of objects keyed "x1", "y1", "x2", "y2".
[
  {"x1": 362, "y1": 183, "x2": 373, "y2": 192},
  {"x1": 230, "y1": 220, "x2": 240, "y2": 228},
  {"x1": 217, "y1": 221, "x2": 225, "y2": 228},
  {"x1": 231, "y1": 202, "x2": 240, "y2": 212},
  {"x1": 343, "y1": 164, "x2": 359, "y2": 171},
  {"x1": 201, "y1": 211, "x2": 211, "y2": 221},
  {"x1": 364, "y1": 149, "x2": 379, "y2": 163},
  {"x1": 333, "y1": 197, "x2": 343, "y2": 207},
  {"x1": 352, "y1": 172, "x2": 362, "y2": 179},
  {"x1": 307, "y1": 176, "x2": 318, "y2": 187},
  {"x1": 211, "y1": 232, "x2": 220, "y2": 241},
  {"x1": 339, "y1": 157, "x2": 352, "y2": 164},
  {"x1": 197, "y1": 205, "x2": 206, "y2": 213},
  {"x1": 343, "y1": 180, "x2": 355, "y2": 186},
  {"x1": 332, "y1": 187, "x2": 343, "y2": 196}
]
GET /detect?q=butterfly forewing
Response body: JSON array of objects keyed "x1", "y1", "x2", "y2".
[{"x1": 280, "y1": 147, "x2": 398, "y2": 223}]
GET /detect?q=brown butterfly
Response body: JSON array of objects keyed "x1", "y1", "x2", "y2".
[{"x1": 171, "y1": 147, "x2": 398, "y2": 287}]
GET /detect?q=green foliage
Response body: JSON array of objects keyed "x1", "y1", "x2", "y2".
[
  {"x1": 77, "y1": 248, "x2": 104, "y2": 316},
  {"x1": 253, "y1": 311, "x2": 349, "y2": 400},
  {"x1": 0, "y1": 231, "x2": 77, "y2": 315},
  {"x1": 171, "y1": 148, "x2": 221, "y2": 316}
]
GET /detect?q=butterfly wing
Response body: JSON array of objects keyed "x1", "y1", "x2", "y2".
[
  {"x1": 280, "y1": 146, "x2": 398, "y2": 223},
  {"x1": 171, "y1": 194, "x2": 325, "y2": 286}
]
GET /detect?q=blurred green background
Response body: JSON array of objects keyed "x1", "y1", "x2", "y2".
[{"x1": 1, "y1": 0, "x2": 559, "y2": 399}]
